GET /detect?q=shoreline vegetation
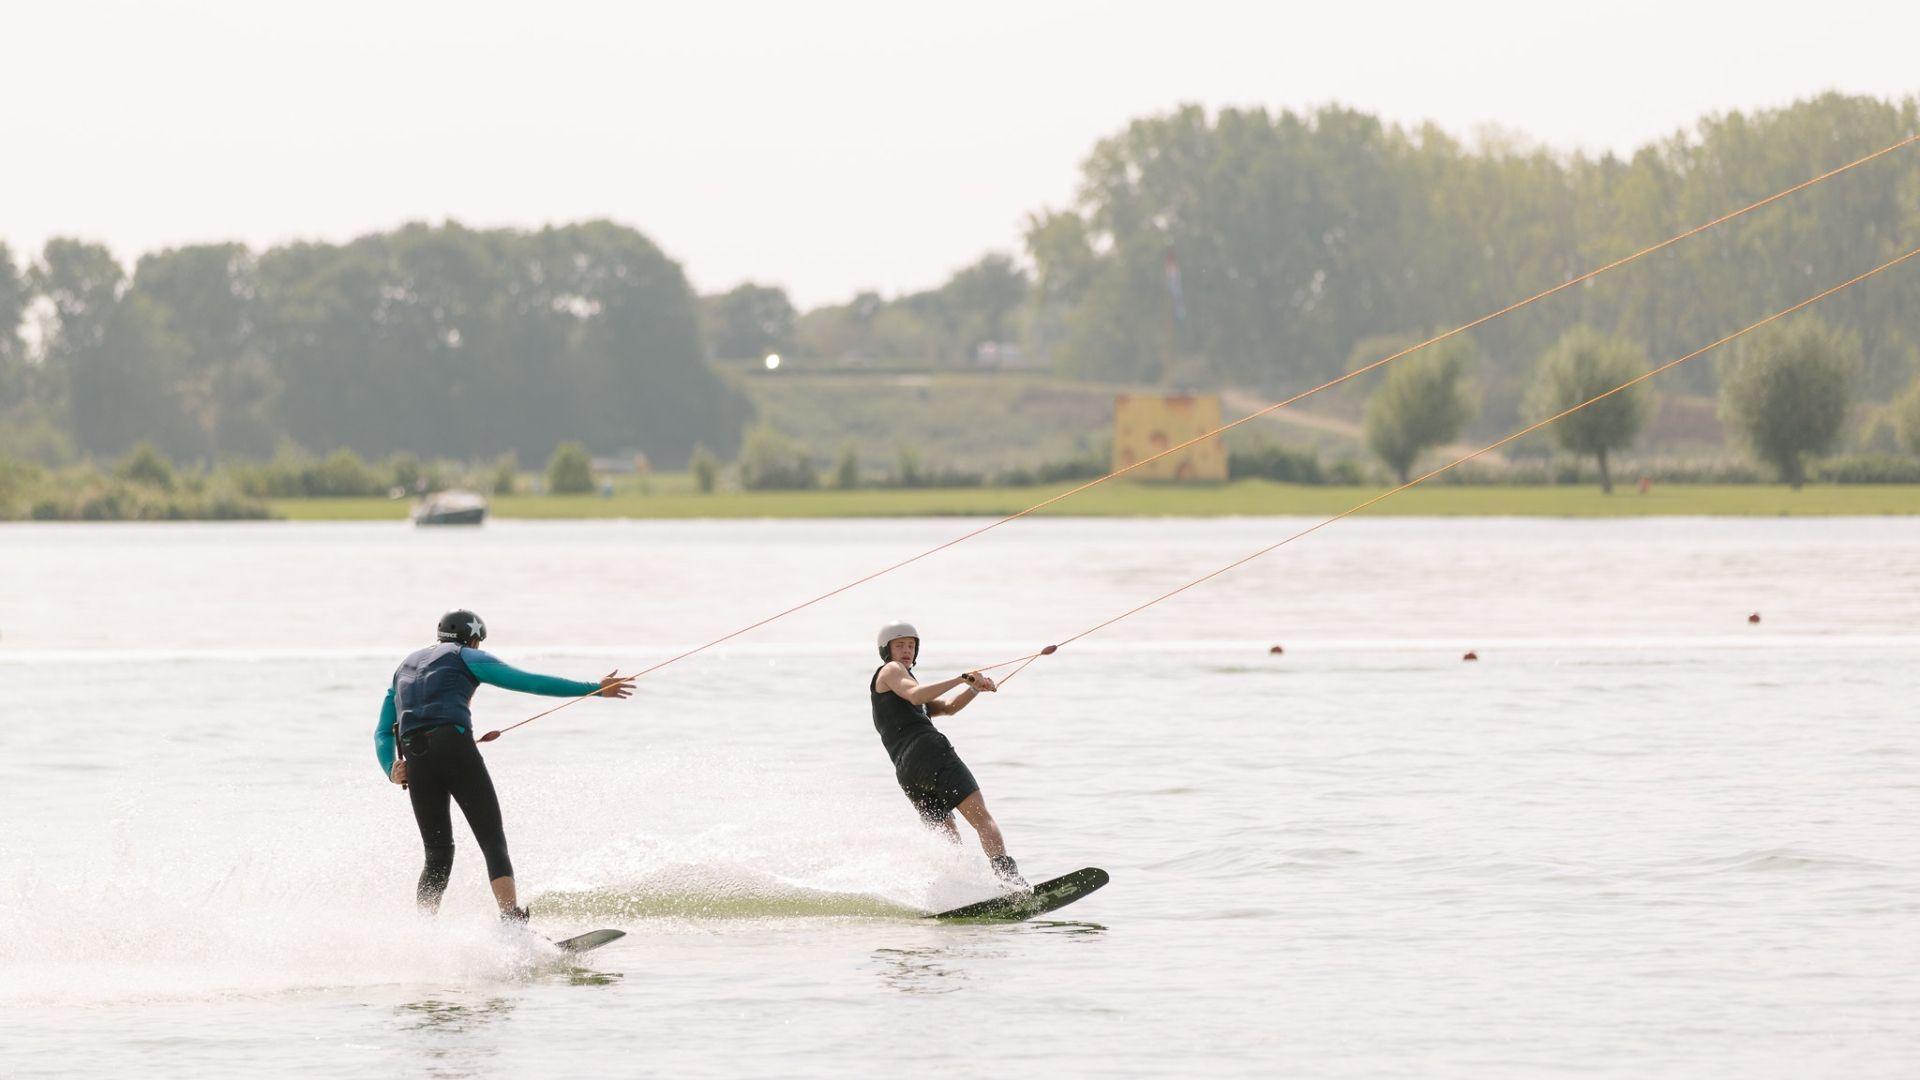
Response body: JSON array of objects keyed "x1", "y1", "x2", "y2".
[
  {"x1": 262, "y1": 482, "x2": 1920, "y2": 520},
  {"x1": 10, "y1": 445, "x2": 1920, "y2": 522}
]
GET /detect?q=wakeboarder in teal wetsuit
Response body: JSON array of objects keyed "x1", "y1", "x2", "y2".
[{"x1": 375, "y1": 609, "x2": 632, "y2": 920}]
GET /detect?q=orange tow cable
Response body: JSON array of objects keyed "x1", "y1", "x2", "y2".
[
  {"x1": 970, "y1": 245, "x2": 1920, "y2": 685},
  {"x1": 479, "y1": 134, "x2": 1919, "y2": 743}
]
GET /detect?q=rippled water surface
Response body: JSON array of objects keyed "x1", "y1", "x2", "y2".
[{"x1": 2, "y1": 518, "x2": 1916, "y2": 1078}]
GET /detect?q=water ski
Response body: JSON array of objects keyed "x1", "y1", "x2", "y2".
[
  {"x1": 553, "y1": 928, "x2": 625, "y2": 955},
  {"x1": 928, "y1": 867, "x2": 1109, "y2": 923}
]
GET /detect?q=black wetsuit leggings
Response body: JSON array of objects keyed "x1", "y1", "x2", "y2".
[{"x1": 402, "y1": 724, "x2": 513, "y2": 906}]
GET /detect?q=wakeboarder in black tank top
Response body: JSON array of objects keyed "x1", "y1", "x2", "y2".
[{"x1": 870, "y1": 620, "x2": 1029, "y2": 892}]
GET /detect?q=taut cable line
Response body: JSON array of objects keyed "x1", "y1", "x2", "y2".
[
  {"x1": 969, "y1": 245, "x2": 1920, "y2": 685},
  {"x1": 479, "y1": 134, "x2": 1920, "y2": 743}
]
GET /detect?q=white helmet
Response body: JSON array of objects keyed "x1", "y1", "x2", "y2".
[{"x1": 877, "y1": 621, "x2": 919, "y2": 661}]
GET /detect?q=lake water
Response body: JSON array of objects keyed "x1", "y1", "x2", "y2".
[{"x1": 2, "y1": 517, "x2": 1916, "y2": 1078}]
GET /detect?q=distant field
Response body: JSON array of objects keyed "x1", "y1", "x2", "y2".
[
  {"x1": 269, "y1": 481, "x2": 1920, "y2": 520},
  {"x1": 721, "y1": 369, "x2": 1734, "y2": 476},
  {"x1": 724, "y1": 369, "x2": 1114, "y2": 472}
]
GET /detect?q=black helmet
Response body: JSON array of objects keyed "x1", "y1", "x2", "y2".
[{"x1": 437, "y1": 609, "x2": 487, "y2": 646}]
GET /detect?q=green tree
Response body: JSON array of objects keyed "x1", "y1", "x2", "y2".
[
  {"x1": 736, "y1": 425, "x2": 816, "y2": 490},
  {"x1": 1363, "y1": 341, "x2": 1478, "y2": 484},
  {"x1": 130, "y1": 244, "x2": 277, "y2": 457},
  {"x1": 937, "y1": 253, "x2": 1029, "y2": 361},
  {"x1": 0, "y1": 241, "x2": 28, "y2": 387},
  {"x1": 546, "y1": 441, "x2": 596, "y2": 494},
  {"x1": 1028, "y1": 94, "x2": 1920, "y2": 412},
  {"x1": 1718, "y1": 315, "x2": 1856, "y2": 488},
  {"x1": 703, "y1": 283, "x2": 796, "y2": 360},
  {"x1": 1525, "y1": 326, "x2": 1649, "y2": 492},
  {"x1": 255, "y1": 221, "x2": 748, "y2": 466},
  {"x1": 34, "y1": 240, "x2": 203, "y2": 460}
]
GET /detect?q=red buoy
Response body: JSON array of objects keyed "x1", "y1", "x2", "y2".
[
  {"x1": 1268, "y1": 644, "x2": 1284, "y2": 655},
  {"x1": 1462, "y1": 650, "x2": 1479, "y2": 662},
  {"x1": 1748, "y1": 613, "x2": 1761, "y2": 624}
]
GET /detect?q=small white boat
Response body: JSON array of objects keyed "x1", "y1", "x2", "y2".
[{"x1": 411, "y1": 489, "x2": 488, "y2": 526}]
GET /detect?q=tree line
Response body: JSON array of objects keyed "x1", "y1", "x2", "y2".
[
  {"x1": 0, "y1": 221, "x2": 747, "y2": 468},
  {"x1": 1023, "y1": 91, "x2": 1920, "y2": 431},
  {"x1": 1359, "y1": 314, "x2": 1892, "y2": 492},
  {"x1": 3, "y1": 92, "x2": 1917, "y2": 475}
]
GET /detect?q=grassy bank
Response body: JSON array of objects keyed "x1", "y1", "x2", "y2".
[{"x1": 267, "y1": 481, "x2": 1920, "y2": 520}]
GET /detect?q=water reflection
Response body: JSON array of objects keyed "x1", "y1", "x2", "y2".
[
  {"x1": 1025, "y1": 919, "x2": 1107, "y2": 937},
  {"x1": 870, "y1": 946, "x2": 973, "y2": 995},
  {"x1": 870, "y1": 922, "x2": 1107, "y2": 994},
  {"x1": 551, "y1": 965, "x2": 623, "y2": 987},
  {"x1": 393, "y1": 993, "x2": 518, "y2": 1079},
  {"x1": 397, "y1": 993, "x2": 517, "y2": 1033}
]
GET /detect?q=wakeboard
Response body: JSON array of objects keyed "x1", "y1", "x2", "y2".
[
  {"x1": 928, "y1": 867, "x2": 1109, "y2": 923},
  {"x1": 552, "y1": 928, "x2": 625, "y2": 955}
]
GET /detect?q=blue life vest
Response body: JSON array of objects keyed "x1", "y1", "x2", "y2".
[{"x1": 392, "y1": 642, "x2": 480, "y2": 736}]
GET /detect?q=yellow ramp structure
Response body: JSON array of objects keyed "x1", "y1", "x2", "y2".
[{"x1": 1112, "y1": 394, "x2": 1228, "y2": 482}]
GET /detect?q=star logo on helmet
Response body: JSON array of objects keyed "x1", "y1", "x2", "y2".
[{"x1": 467, "y1": 619, "x2": 484, "y2": 640}]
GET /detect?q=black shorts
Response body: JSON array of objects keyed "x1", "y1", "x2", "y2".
[{"x1": 893, "y1": 733, "x2": 980, "y2": 823}]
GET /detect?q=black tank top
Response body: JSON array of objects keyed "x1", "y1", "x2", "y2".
[{"x1": 870, "y1": 664, "x2": 938, "y2": 764}]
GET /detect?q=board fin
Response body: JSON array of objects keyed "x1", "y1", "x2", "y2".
[{"x1": 928, "y1": 867, "x2": 1109, "y2": 923}]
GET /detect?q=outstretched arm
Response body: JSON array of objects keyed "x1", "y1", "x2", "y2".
[
  {"x1": 463, "y1": 648, "x2": 633, "y2": 699},
  {"x1": 374, "y1": 690, "x2": 400, "y2": 778}
]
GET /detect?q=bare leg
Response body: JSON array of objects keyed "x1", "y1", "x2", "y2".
[
  {"x1": 490, "y1": 875, "x2": 518, "y2": 914},
  {"x1": 933, "y1": 815, "x2": 962, "y2": 844},
  {"x1": 954, "y1": 791, "x2": 1007, "y2": 859}
]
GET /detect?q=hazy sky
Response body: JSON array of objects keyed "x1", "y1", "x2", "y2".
[{"x1": 2, "y1": 0, "x2": 1914, "y2": 306}]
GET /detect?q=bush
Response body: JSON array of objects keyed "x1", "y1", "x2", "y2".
[
  {"x1": 893, "y1": 446, "x2": 922, "y2": 488},
  {"x1": 390, "y1": 452, "x2": 423, "y2": 493},
  {"x1": 994, "y1": 447, "x2": 1109, "y2": 487},
  {"x1": 1228, "y1": 443, "x2": 1325, "y2": 483},
  {"x1": 310, "y1": 448, "x2": 383, "y2": 496},
  {"x1": 1893, "y1": 378, "x2": 1920, "y2": 455},
  {"x1": 736, "y1": 426, "x2": 817, "y2": 490},
  {"x1": 490, "y1": 452, "x2": 519, "y2": 496},
  {"x1": 689, "y1": 444, "x2": 719, "y2": 493},
  {"x1": 227, "y1": 446, "x2": 387, "y2": 497},
  {"x1": 20, "y1": 468, "x2": 271, "y2": 520},
  {"x1": 546, "y1": 442, "x2": 596, "y2": 494},
  {"x1": 833, "y1": 443, "x2": 860, "y2": 490},
  {"x1": 0, "y1": 457, "x2": 42, "y2": 518},
  {"x1": 115, "y1": 444, "x2": 177, "y2": 491},
  {"x1": 1815, "y1": 454, "x2": 1920, "y2": 484}
]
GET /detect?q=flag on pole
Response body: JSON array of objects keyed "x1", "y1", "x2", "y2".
[{"x1": 1164, "y1": 247, "x2": 1186, "y2": 326}]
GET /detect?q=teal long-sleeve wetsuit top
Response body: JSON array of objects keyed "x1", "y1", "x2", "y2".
[{"x1": 374, "y1": 648, "x2": 601, "y2": 775}]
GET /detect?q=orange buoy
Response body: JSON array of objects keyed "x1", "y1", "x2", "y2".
[
  {"x1": 1268, "y1": 644, "x2": 1284, "y2": 655},
  {"x1": 1748, "y1": 613, "x2": 1761, "y2": 624},
  {"x1": 1462, "y1": 650, "x2": 1479, "y2": 661}
]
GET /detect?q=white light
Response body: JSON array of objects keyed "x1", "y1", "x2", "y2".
[{"x1": 764, "y1": 353, "x2": 782, "y2": 370}]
